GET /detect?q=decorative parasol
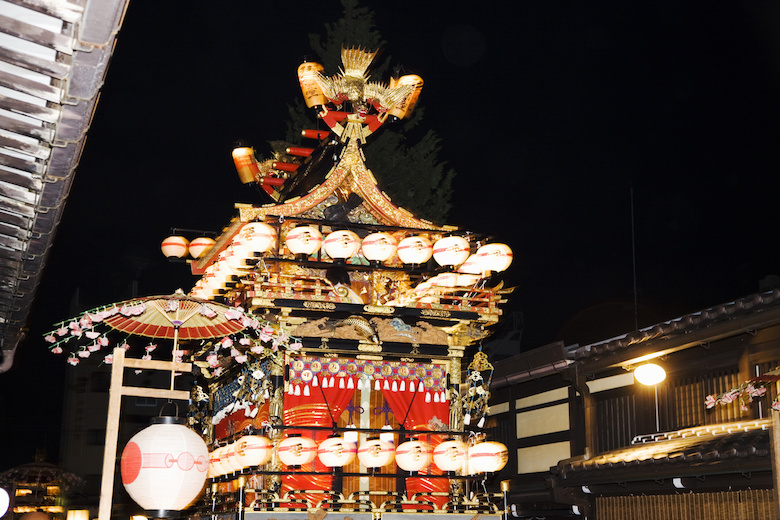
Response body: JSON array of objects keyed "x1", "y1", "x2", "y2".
[{"x1": 44, "y1": 289, "x2": 301, "y2": 382}]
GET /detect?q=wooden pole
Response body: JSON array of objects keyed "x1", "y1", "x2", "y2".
[
  {"x1": 98, "y1": 347, "x2": 126, "y2": 520},
  {"x1": 97, "y1": 347, "x2": 192, "y2": 520}
]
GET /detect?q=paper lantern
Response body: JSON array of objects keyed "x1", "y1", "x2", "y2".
[
  {"x1": 397, "y1": 236, "x2": 433, "y2": 265},
  {"x1": 208, "y1": 446, "x2": 232, "y2": 478},
  {"x1": 188, "y1": 237, "x2": 215, "y2": 259},
  {"x1": 297, "y1": 61, "x2": 327, "y2": 108},
  {"x1": 432, "y1": 440, "x2": 467, "y2": 472},
  {"x1": 387, "y1": 74, "x2": 424, "y2": 120},
  {"x1": 361, "y1": 232, "x2": 398, "y2": 262},
  {"x1": 433, "y1": 236, "x2": 470, "y2": 267},
  {"x1": 317, "y1": 436, "x2": 357, "y2": 467},
  {"x1": 0, "y1": 488, "x2": 9, "y2": 518},
  {"x1": 395, "y1": 440, "x2": 432, "y2": 472},
  {"x1": 323, "y1": 230, "x2": 361, "y2": 259},
  {"x1": 161, "y1": 236, "x2": 189, "y2": 258},
  {"x1": 277, "y1": 436, "x2": 318, "y2": 467},
  {"x1": 228, "y1": 435, "x2": 272, "y2": 468},
  {"x1": 233, "y1": 222, "x2": 277, "y2": 254},
  {"x1": 120, "y1": 417, "x2": 209, "y2": 513},
  {"x1": 474, "y1": 243, "x2": 513, "y2": 273},
  {"x1": 466, "y1": 442, "x2": 508, "y2": 474},
  {"x1": 357, "y1": 439, "x2": 395, "y2": 468},
  {"x1": 221, "y1": 443, "x2": 243, "y2": 474},
  {"x1": 457, "y1": 254, "x2": 485, "y2": 275},
  {"x1": 285, "y1": 225, "x2": 323, "y2": 255}
]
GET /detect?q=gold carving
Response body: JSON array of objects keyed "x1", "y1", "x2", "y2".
[
  {"x1": 357, "y1": 342, "x2": 383, "y2": 352},
  {"x1": 363, "y1": 304, "x2": 394, "y2": 314},
  {"x1": 303, "y1": 301, "x2": 336, "y2": 311}
]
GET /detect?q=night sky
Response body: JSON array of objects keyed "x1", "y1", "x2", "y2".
[{"x1": 3, "y1": 1, "x2": 780, "y2": 469}]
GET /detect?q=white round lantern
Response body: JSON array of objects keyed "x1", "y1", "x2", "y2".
[
  {"x1": 357, "y1": 439, "x2": 395, "y2": 468},
  {"x1": 361, "y1": 232, "x2": 398, "y2": 262},
  {"x1": 397, "y1": 236, "x2": 433, "y2": 265},
  {"x1": 188, "y1": 237, "x2": 215, "y2": 259},
  {"x1": 221, "y1": 246, "x2": 256, "y2": 271},
  {"x1": 433, "y1": 236, "x2": 470, "y2": 267},
  {"x1": 323, "y1": 230, "x2": 361, "y2": 259},
  {"x1": 466, "y1": 442, "x2": 508, "y2": 474},
  {"x1": 474, "y1": 243, "x2": 513, "y2": 273},
  {"x1": 233, "y1": 222, "x2": 277, "y2": 254},
  {"x1": 395, "y1": 439, "x2": 432, "y2": 472},
  {"x1": 0, "y1": 488, "x2": 9, "y2": 518},
  {"x1": 209, "y1": 445, "x2": 232, "y2": 477},
  {"x1": 277, "y1": 436, "x2": 318, "y2": 467},
  {"x1": 317, "y1": 436, "x2": 357, "y2": 467},
  {"x1": 120, "y1": 417, "x2": 209, "y2": 513},
  {"x1": 457, "y1": 254, "x2": 485, "y2": 275},
  {"x1": 161, "y1": 236, "x2": 190, "y2": 258},
  {"x1": 285, "y1": 225, "x2": 323, "y2": 255},
  {"x1": 432, "y1": 440, "x2": 467, "y2": 472},
  {"x1": 228, "y1": 435, "x2": 272, "y2": 469},
  {"x1": 634, "y1": 363, "x2": 666, "y2": 386},
  {"x1": 221, "y1": 443, "x2": 243, "y2": 474}
]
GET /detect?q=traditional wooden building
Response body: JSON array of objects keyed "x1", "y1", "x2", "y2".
[{"x1": 487, "y1": 288, "x2": 780, "y2": 519}]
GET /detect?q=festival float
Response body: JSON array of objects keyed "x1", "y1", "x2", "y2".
[
  {"x1": 48, "y1": 45, "x2": 513, "y2": 520},
  {"x1": 171, "y1": 45, "x2": 514, "y2": 520}
]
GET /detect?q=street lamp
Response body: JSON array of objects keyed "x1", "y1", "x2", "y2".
[{"x1": 634, "y1": 363, "x2": 666, "y2": 432}]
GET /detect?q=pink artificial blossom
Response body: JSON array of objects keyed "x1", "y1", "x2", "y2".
[
  {"x1": 98, "y1": 337, "x2": 109, "y2": 347},
  {"x1": 207, "y1": 354, "x2": 219, "y2": 368},
  {"x1": 772, "y1": 400, "x2": 780, "y2": 411},
  {"x1": 56, "y1": 327, "x2": 68, "y2": 336},
  {"x1": 79, "y1": 316, "x2": 93, "y2": 328},
  {"x1": 44, "y1": 335, "x2": 56, "y2": 343},
  {"x1": 250, "y1": 345, "x2": 264, "y2": 354},
  {"x1": 720, "y1": 391, "x2": 739, "y2": 404},
  {"x1": 239, "y1": 337, "x2": 251, "y2": 346},
  {"x1": 69, "y1": 327, "x2": 82, "y2": 336},
  {"x1": 104, "y1": 354, "x2": 113, "y2": 364},
  {"x1": 87, "y1": 344, "x2": 100, "y2": 352},
  {"x1": 225, "y1": 308, "x2": 243, "y2": 321},
  {"x1": 142, "y1": 354, "x2": 152, "y2": 361},
  {"x1": 119, "y1": 341, "x2": 130, "y2": 351},
  {"x1": 145, "y1": 344, "x2": 157, "y2": 352},
  {"x1": 234, "y1": 354, "x2": 248, "y2": 364},
  {"x1": 705, "y1": 395, "x2": 717, "y2": 409},
  {"x1": 740, "y1": 401, "x2": 749, "y2": 412},
  {"x1": 85, "y1": 331, "x2": 100, "y2": 339},
  {"x1": 220, "y1": 337, "x2": 233, "y2": 348},
  {"x1": 67, "y1": 357, "x2": 79, "y2": 366},
  {"x1": 289, "y1": 341, "x2": 303, "y2": 351},
  {"x1": 77, "y1": 350, "x2": 90, "y2": 358},
  {"x1": 51, "y1": 346, "x2": 63, "y2": 354}
]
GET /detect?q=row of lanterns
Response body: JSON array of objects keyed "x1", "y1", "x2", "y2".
[
  {"x1": 209, "y1": 434, "x2": 508, "y2": 477},
  {"x1": 163, "y1": 222, "x2": 513, "y2": 272}
]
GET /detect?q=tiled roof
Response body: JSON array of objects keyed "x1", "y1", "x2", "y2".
[
  {"x1": 555, "y1": 419, "x2": 771, "y2": 486},
  {"x1": 0, "y1": 0, "x2": 128, "y2": 361},
  {"x1": 570, "y1": 289, "x2": 780, "y2": 363}
]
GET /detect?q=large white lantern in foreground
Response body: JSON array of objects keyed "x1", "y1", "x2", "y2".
[{"x1": 120, "y1": 417, "x2": 209, "y2": 515}]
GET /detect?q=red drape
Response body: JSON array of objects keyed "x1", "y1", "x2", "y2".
[
  {"x1": 381, "y1": 379, "x2": 450, "y2": 509},
  {"x1": 281, "y1": 375, "x2": 357, "y2": 507}
]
